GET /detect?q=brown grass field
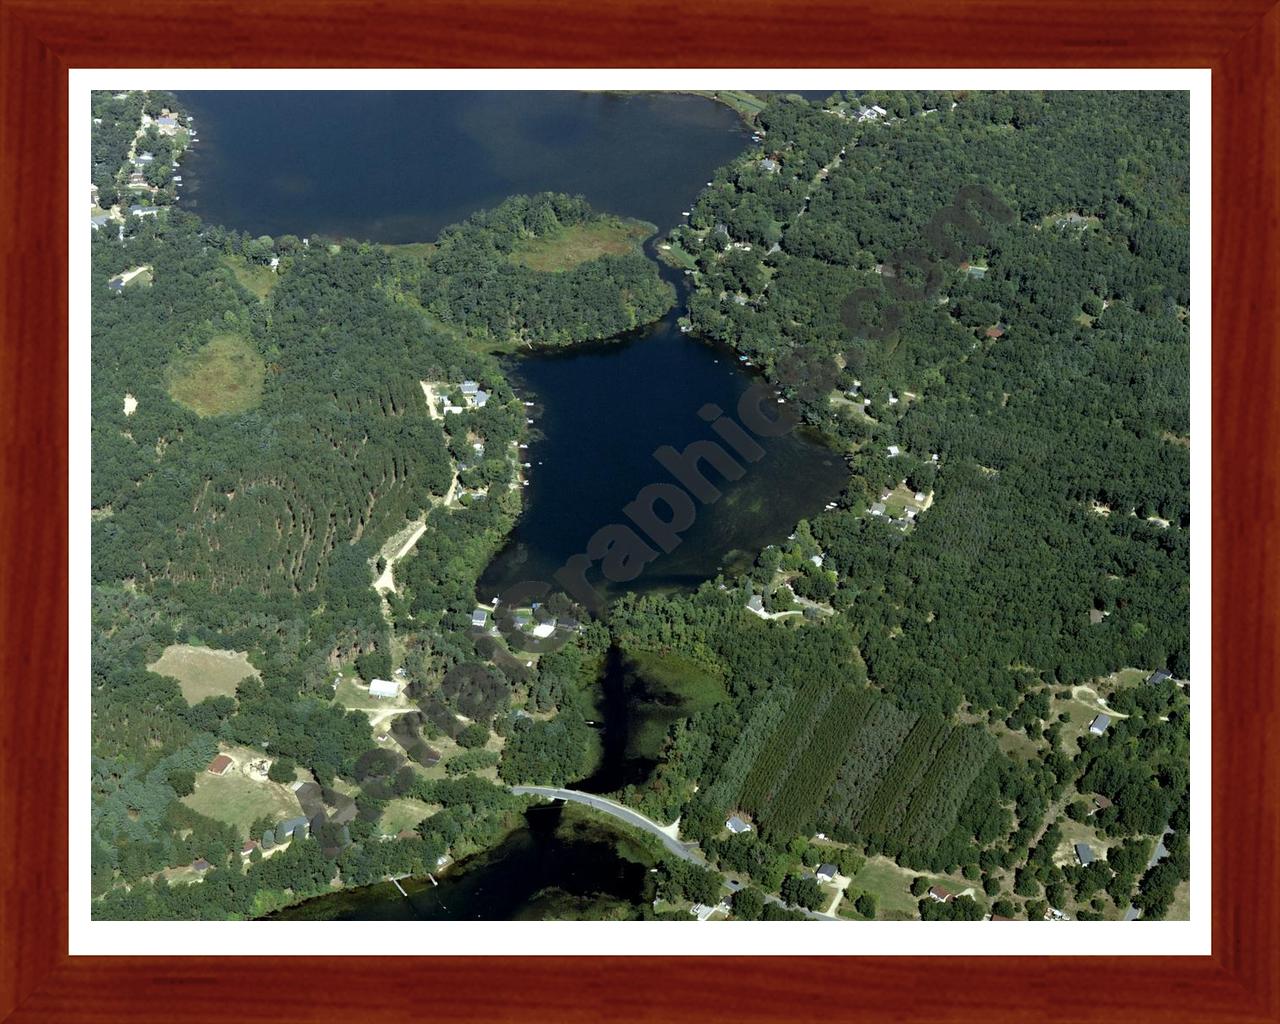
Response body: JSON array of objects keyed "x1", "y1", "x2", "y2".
[
  {"x1": 167, "y1": 334, "x2": 266, "y2": 416},
  {"x1": 509, "y1": 216, "x2": 652, "y2": 272},
  {"x1": 148, "y1": 643, "x2": 259, "y2": 704}
]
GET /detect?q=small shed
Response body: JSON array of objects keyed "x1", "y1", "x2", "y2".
[{"x1": 207, "y1": 754, "x2": 232, "y2": 776}]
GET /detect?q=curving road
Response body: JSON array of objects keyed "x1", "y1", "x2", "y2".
[{"x1": 511, "y1": 786, "x2": 703, "y2": 863}]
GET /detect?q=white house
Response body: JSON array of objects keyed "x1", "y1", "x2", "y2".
[
  {"x1": 369, "y1": 678, "x2": 399, "y2": 699},
  {"x1": 471, "y1": 608, "x2": 489, "y2": 628},
  {"x1": 530, "y1": 621, "x2": 556, "y2": 639},
  {"x1": 887, "y1": 445, "x2": 900, "y2": 458}
]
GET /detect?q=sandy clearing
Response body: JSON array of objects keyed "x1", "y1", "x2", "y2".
[{"x1": 419, "y1": 381, "x2": 443, "y2": 421}]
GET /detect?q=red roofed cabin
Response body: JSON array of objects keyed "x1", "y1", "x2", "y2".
[
  {"x1": 928, "y1": 885, "x2": 954, "y2": 903},
  {"x1": 207, "y1": 754, "x2": 232, "y2": 776},
  {"x1": 984, "y1": 324, "x2": 1005, "y2": 339}
]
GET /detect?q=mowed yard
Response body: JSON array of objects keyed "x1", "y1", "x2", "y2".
[
  {"x1": 148, "y1": 643, "x2": 259, "y2": 704},
  {"x1": 182, "y1": 747, "x2": 304, "y2": 833},
  {"x1": 508, "y1": 216, "x2": 652, "y2": 272},
  {"x1": 839, "y1": 857, "x2": 977, "y2": 921},
  {"x1": 222, "y1": 253, "x2": 279, "y2": 301}
]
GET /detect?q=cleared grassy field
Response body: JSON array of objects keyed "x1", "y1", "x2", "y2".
[
  {"x1": 333, "y1": 676, "x2": 411, "y2": 711},
  {"x1": 381, "y1": 241, "x2": 438, "y2": 260},
  {"x1": 183, "y1": 764, "x2": 303, "y2": 833},
  {"x1": 1053, "y1": 817, "x2": 1110, "y2": 867},
  {"x1": 843, "y1": 858, "x2": 924, "y2": 920},
  {"x1": 167, "y1": 334, "x2": 266, "y2": 417},
  {"x1": 222, "y1": 254, "x2": 278, "y2": 300},
  {"x1": 841, "y1": 857, "x2": 982, "y2": 921},
  {"x1": 148, "y1": 643, "x2": 258, "y2": 704},
  {"x1": 380, "y1": 797, "x2": 436, "y2": 836},
  {"x1": 509, "y1": 216, "x2": 651, "y2": 272}
]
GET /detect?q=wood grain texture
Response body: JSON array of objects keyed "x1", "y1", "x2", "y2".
[{"x1": 1, "y1": 1, "x2": 1276, "y2": 1020}]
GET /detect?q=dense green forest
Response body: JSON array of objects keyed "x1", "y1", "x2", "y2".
[
  {"x1": 409, "y1": 192, "x2": 673, "y2": 346},
  {"x1": 91, "y1": 91, "x2": 1191, "y2": 923},
  {"x1": 89, "y1": 189, "x2": 676, "y2": 916},
  {"x1": 626, "y1": 89, "x2": 1192, "y2": 919}
]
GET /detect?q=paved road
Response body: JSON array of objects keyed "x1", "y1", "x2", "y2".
[{"x1": 511, "y1": 787, "x2": 703, "y2": 863}]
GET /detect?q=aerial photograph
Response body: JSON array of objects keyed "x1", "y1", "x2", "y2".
[{"x1": 89, "y1": 88, "x2": 1191, "y2": 924}]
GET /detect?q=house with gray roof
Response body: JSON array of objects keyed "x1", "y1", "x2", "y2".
[
  {"x1": 815, "y1": 863, "x2": 838, "y2": 882},
  {"x1": 278, "y1": 816, "x2": 309, "y2": 840},
  {"x1": 1075, "y1": 842, "x2": 1095, "y2": 866},
  {"x1": 758, "y1": 157, "x2": 779, "y2": 173},
  {"x1": 1146, "y1": 669, "x2": 1173, "y2": 686},
  {"x1": 726, "y1": 815, "x2": 752, "y2": 835},
  {"x1": 1089, "y1": 713, "x2": 1111, "y2": 735}
]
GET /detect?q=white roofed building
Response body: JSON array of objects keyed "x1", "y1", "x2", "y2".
[{"x1": 369, "y1": 679, "x2": 399, "y2": 699}]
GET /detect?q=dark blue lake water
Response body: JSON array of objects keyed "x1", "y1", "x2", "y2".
[{"x1": 181, "y1": 90, "x2": 751, "y2": 242}]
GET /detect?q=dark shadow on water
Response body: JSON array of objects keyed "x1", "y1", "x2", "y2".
[{"x1": 269, "y1": 803, "x2": 652, "y2": 921}]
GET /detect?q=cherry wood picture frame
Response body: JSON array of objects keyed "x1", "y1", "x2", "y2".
[{"x1": 2, "y1": 1, "x2": 1276, "y2": 1020}]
